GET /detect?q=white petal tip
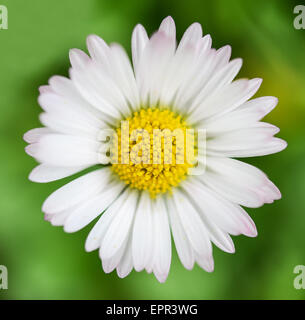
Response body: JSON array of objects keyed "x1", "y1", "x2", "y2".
[
  {"x1": 84, "y1": 242, "x2": 96, "y2": 253},
  {"x1": 38, "y1": 85, "x2": 50, "y2": 94},
  {"x1": 244, "y1": 227, "x2": 258, "y2": 238},
  {"x1": 86, "y1": 34, "x2": 99, "y2": 42},
  {"x1": 230, "y1": 58, "x2": 243, "y2": 71},
  {"x1": 63, "y1": 225, "x2": 76, "y2": 234},
  {"x1": 253, "y1": 77, "x2": 263, "y2": 85},
  {"x1": 41, "y1": 201, "x2": 53, "y2": 214},
  {"x1": 23, "y1": 133, "x2": 30, "y2": 143},
  {"x1": 145, "y1": 267, "x2": 153, "y2": 274},
  {"x1": 205, "y1": 265, "x2": 214, "y2": 273},
  {"x1": 100, "y1": 250, "x2": 116, "y2": 262},
  {"x1": 159, "y1": 16, "x2": 175, "y2": 36},
  {"x1": 280, "y1": 140, "x2": 288, "y2": 151},
  {"x1": 197, "y1": 258, "x2": 214, "y2": 273},
  {"x1": 184, "y1": 264, "x2": 194, "y2": 271},
  {"x1": 28, "y1": 170, "x2": 40, "y2": 183},
  {"x1": 133, "y1": 24, "x2": 146, "y2": 34},
  {"x1": 154, "y1": 272, "x2": 168, "y2": 283},
  {"x1": 203, "y1": 34, "x2": 212, "y2": 44},
  {"x1": 134, "y1": 264, "x2": 145, "y2": 272},
  {"x1": 161, "y1": 16, "x2": 174, "y2": 24},
  {"x1": 270, "y1": 139, "x2": 288, "y2": 154},
  {"x1": 25, "y1": 144, "x2": 36, "y2": 157},
  {"x1": 117, "y1": 269, "x2": 132, "y2": 279},
  {"x1": 50, "y1": 220, "x2": 63, "y2": 227},
  {"x1": 223, "y1": 244, "x2": 236, "y2": 254},
  {"x1": 102, "y1": 261, "x2": 116, "y2": 274},
  {"x1": 69, "y1": 48, "x2": 90, "y2": 68},
  {"x1": 44, "y1": 213, "x2": 52, "y2": 222},
  {"x1": 267, "y1": 96, "x2": 279, "y2": 108},
  {"x1": 221, "y1": 45, "x2": 232, "y2": 55},
  {"x1": 86, "y1": 34, "x2": 106, "y2": 49},
  {"x1": 191, "y1": 22, "x2": 202, "y2": 30},
  {"x1": 206, "y1": 259, "x2": 215, "y2": 272}
]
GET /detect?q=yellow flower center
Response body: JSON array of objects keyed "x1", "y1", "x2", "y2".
[{"x1": 111, "y1": 108, "x2": 196, "y2": 198}]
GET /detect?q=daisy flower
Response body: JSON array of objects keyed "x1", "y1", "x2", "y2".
[{"x1": 24, "y1": 17, "x2": 287, "y2": 283}]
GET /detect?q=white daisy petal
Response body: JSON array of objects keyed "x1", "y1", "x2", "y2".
[
  {"x1": 203, "y1": 222, "x2": 235, "y2": 254},
  {"x1": 102, "y1": 239, "x2": 128, "y2": 274},
  {"x1": 153, "y1": 271, "x2": 168, "y2": 283},
  {"x1": 29, "y1": 164, "x2": 87, "y2": 183},
  {"x1": 86, "y1": 34, "x2": 110, "y2": 67},
  {"x1": 117, "y1": 235, "x2": 133, "y2": 278},
  {"x1": 187, "y1": 58, "x2": 243, "y2": 114},
  {"x1": 202, "y1": 96, "x2": 279, "y2": 135},
  {"x1": 177, "y1": 22, "x2": 202, "y2": 51},
  {"x1": 64, "y1": 181, "x2": 125, "y2": 233},
  {"x1": 39, "y1": 112, "x2": 101, "y2": 138},
  {"x1": 23, "y1": 127, "x2": 53, "y2": 144},
  {"x1": 42, "y1": 168, "x2": 110, "y2": 214},
  {"x1": 85, "y1": 191, "x2": 129, "y2": 252},
  {"x1": 173, "y1": 190, "x2": 212, "y2": 258},
  {"x1": 48, "y1": 75, "x2": 105, "y2": 120},
  {"x1": 183, "y1": 179, "x2": 257, "y2": 237},
  {"x1": 151, "y1": 196, "x2": 171, "y2": 283},
  {"x1": 68, "y1": 73, "x2": 120, "y2": 122},
  {"x1": 144, "y1": 18, "x2": 177, "y2": 108},
  {"x1": 69, "y1": 48, "x2": 90, "y2": 68},
  {"x1": 195, "y1": 253, "x2": 214, "y2": 273},
  {"x1": 48, "y1": 208, "x2": 72, "y2": 227},
  {"x1": 108, "y1": 43, "x2": 140, "y2": 109},
  {"x1": 69, "y1": 50, "x2": 125, "y2": 120},
  {"x1": 210, "y1": 45, "x2": 232, "y2": 73},
  {"x1": 87, "y1": 37, "x2": 140, "y2": 113},
  {"x1": 39, "y1": 85, "x2": 53, "y2": 94},
  {"x1": 189, "y1": 78, "x2": 262, "y2": 123},
  {"x1": 174, "y1": 49, "x2": 216, "y2": 111},
  {"x1": 87, "y1": 40, "x2": 138, "y2": 114},
  {"x1": 167, "y1": 197, "x2": 195, "y2": 270},
  {"x1": 131, "y1": 24, "x2": 149, "y2": 76},
  {"x1": 159, "y1": 16, "x2": 176, "y2": 39},
  {"x1": 132, "y1": 192, "x2": 153, "y2": 272},
  {"x1": 25, "y1": 134, "x2": 101, "y2": 167},
  {"x1": 160, "y1": 41, "x2": 197, "y2": 107},
  {"x1": 206, "y1": 157, "x2": 281, "y2": 203},
  {"x1": 100, "y1": 190, "x2": 138, "y2": 260},
  {"x1": 196, "y1": 169, "x2": 263, "y2": 208},
  {"x1": 38, "y1": 91, "x2": 104, "y2": 128},
  {"x1": 180, "y1": 182, "x2": 235, "y2": 253},
  {"x1": 207, "y1": 124, "x2": 286, "y2": 157},
  {"x1": 220, "y1": 137, "x2": 287, "y2": 157},
  {"x1": 48, "y1": 75, "x2": 74, "y2": 96},
  {"x1": 236, "y1": 96, "x2": 278, "y2": 118},
  {"x1": 136, "y1": 30, "x2": 176, "y2": 106},
  {"x1": 196, "y1": 34, "x2": 212, "y2": 55}
]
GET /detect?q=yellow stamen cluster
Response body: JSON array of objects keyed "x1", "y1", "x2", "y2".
[{"x1": 111, "y1": 108, "x2": 195, "y2": 198}]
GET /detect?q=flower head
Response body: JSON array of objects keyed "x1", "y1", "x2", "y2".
[{"x1": 24, "y1": 17, "x2": 287, "y2": 282}]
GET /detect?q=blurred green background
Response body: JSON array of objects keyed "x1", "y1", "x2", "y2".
[{"x1": 0, "y1": 0, "x2": 305, "y2": 299}]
